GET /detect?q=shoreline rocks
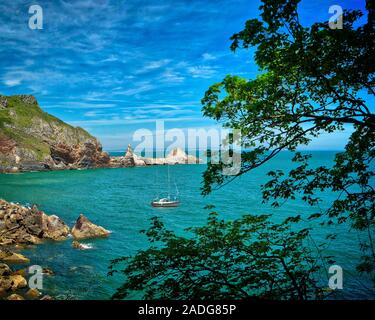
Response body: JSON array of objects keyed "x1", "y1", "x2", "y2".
[
  {"x1": 0, "y1": 198, "x2": 111, "y2": 300},
  {"x1": 0, "y1": 200, "x2": 70, "y2": 245},
  {"x1": 71, "y1": 214, "x2": 110, "y2": 240},
  {"x1": 0, "y1": 249, "x2": 30, "y2": 264}
]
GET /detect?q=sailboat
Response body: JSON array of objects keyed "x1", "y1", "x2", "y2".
[{"x1": 151, "y1": 165, "x2": 180, "y2": 208}]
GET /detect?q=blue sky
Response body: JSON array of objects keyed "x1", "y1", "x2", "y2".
[{"x1": 0, "y1": 0, "x2": 367, "y2": 151}]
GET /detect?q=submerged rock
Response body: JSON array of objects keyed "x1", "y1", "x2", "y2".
[
  {"x1": 42, "y1": 268, "x2": 54, "y2": 276},
  {"x1": 71, "y1": 214, "x2": 110, "y2": 240},
  {"x1": 72, "y1": 240, "x2": 86, "y2": 250}
]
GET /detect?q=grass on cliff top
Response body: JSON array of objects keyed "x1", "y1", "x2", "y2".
[
  {"x1": 1, "y1": 95, "x2": 94, "y2": 138},
  {"x1": 0, "y1": 95, "x2": 96, "y2": 162}
]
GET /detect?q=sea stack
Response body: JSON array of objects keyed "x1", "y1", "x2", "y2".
[{"x1": 71, "y1": 214, "x2": 110, "y2": 240}]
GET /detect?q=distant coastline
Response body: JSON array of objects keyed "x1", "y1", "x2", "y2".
[{"x1": 0, "y1": 95, "x2": 199, "y2": 174}]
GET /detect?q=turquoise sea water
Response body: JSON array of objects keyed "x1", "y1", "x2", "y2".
[{"x1": 0, "y1": 151, "x2": 374, "y2": 299}]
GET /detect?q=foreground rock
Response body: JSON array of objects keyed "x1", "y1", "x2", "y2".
[
  {"x1": 7, "y1": 293, "x2": 25, "y2": 300},
  {"x1": 0, "y1": 199, "x2": 70, "y2": 245},
  {"x1": 0, "y1": 265, "x2": 28, "y2": 292},
  {"x1": 0, "y1": 249, "x2": 29, "y2": 264},
  {"x1": 71, "y1": 214, "x2": 110, "y2": 240},
  {"x1": 26, "y1": 288, "x2": 41, "y2": 299},
  {"x1": 0, "y1": 263, "x2": 11, "y2": 276}
]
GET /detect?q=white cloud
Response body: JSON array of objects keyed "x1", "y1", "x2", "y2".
[
  {"x1": 69, "y1": 116, "x2": 205, "y2": 126},
  {"x1": 135, "y1": 59, "x2": 171, "y2": 74},
  {"x1": 45, "y1": 102, "x2": 116, "y2": 109},
  {"x1": 188, "y1": 65, "x2": 217, "y2": 79},
  {"x1": 4, "y1": 79, "x2": 21, "y2": 87},
  {"x1": 112, "y1": 82, "x2": 155, "y2": 96},
  {"x1": 160, "y1": 69, "x2": 185, "y2": 83},
  {"x1": 202, "y1": 53, "x2": 216, "y2": 61}
]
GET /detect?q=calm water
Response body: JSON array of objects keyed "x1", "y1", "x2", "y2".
[{"x1": 0, "y1": 151, "x2": 373, "y2": 299}]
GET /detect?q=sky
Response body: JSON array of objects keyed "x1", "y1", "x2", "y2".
[{"x1": 0, "y1": 0, "x2": 368, "y2": 151}]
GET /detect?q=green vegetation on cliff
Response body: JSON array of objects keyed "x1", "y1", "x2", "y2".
[{"x1": 0, "y1": 94, "x2": 105, "y2": 170}]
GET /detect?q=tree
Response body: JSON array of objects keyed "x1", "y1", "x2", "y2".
[
  {"x1": 109, "y1": 210, "x2": 327, "y2": 300},
  {"x1": 201, "y1": 0, "x2": 374, "y2": 282}
]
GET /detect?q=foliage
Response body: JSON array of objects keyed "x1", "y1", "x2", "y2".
[
  {"x1": 201, "y1": 0, "x2": 374, "y2": 282},
  {"x1": 109, "y1": 211, "x2": 327, "y2": 300}
]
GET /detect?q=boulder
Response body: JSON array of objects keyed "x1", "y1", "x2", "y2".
[
  {"x1": 40, "y1": 213, "x2": 70, "y2": 241},
  {"x1": 0, "y1": 277, "x2": 13, "y2": 291},
  {"x1": 0, "y1": 288, "x2": 7, "y2": 298},
  {"x1": 72, "y1": 241, "x2": 85, "y2": 250},
  {"x1": 42, "y1": 268, "x2": 54, "y2": 276},
  {"x1": 0, "y1": 263, "x2": 12, "y2": 276},
  {"x1": 9, "y1": 275, "x2": 27, "y2": 290},
  {"x1": 26, "y1": 288, "x2": 41, "y2": 299},
  {"x1": 71, "y1": 214, "x2": 110, "y2": 240},
  {"x1": 0, "y1": 274, "x2": 27, "y2": 291},
  {"x1": 0, "y1": 249, "x2": 30, "y2": 264},
  {"x1": 7, "y1": 293, "x2": 25, "y2": 300}
]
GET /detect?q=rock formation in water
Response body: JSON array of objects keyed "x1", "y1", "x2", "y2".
[
  {"x1": 71, "y1": 214, "x2": 110, "y2": 240},
  {"x1": 0, "y1": 199, "x2": 70, "y2": 245},
  {"x1": 110, "y1": 145, "x2": 201, "y2": 167},
  {"x1": 0, "y1": 94, "x2": 110, "y2": 173}
]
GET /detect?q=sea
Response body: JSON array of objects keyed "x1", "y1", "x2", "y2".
[{"x1": 0, "y1": 151, "x2": 374, "y2": 300}]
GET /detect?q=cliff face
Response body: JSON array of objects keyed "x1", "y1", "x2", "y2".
[{"x1": 0, "y1": 95, "x2": 109, "y2": 172}]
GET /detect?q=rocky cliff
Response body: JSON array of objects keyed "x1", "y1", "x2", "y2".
[{"x1": 0, "y1": 95, "x2": 110, "y2": 172}]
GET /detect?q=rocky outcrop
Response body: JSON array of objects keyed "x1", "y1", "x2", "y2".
[
  {"x1": 25, "y1": 288, "x2": 41, "y2": 299},
  {"x1": 0, "y1": 94, "x2": 110, "y2": 173},
  {"x1": 110, "y1": 145, "x2": 201, "y2": 167},
  {"x1": 7, "y1": 294, "x2": 25, "y2": 300},
  {"x1": 71, "y1": 214, "x2": 110, "y2": 240},
  {"x1": 0, "y1": 199, "x2": 70, "y2": 245},
  {"x1": 0, "y1": 249, "x2": 29, "y2": 264},
  {"x1": 0, "y1": 263, "x2": 27, "y2": 293}
]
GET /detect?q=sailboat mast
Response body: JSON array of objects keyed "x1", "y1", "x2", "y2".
[{"x1": 167, "y1": 165, "x2": 171, "y2": 198}]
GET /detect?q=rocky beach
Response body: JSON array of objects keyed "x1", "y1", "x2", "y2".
[{"x1": 0, "y1": 199, "x2": 110, "y2": 300}]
